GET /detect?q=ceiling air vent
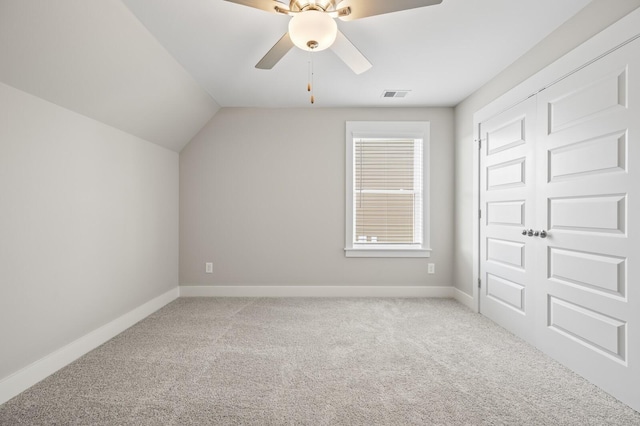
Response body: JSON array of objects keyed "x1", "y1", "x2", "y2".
[{"x1": 382, "y1": 90, "x2": 410, "y2": 98}]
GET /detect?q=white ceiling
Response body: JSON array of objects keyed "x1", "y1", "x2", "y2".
[{"x1": 122, "y1": 0, "x2": 592, "y2": 108}]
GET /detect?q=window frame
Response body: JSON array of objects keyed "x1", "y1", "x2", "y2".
[{"x1": 345, "y1": 121, "x2": 431, "y2": 258}]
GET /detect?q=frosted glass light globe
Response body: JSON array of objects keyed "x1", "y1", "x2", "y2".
[{"x1": 288, "y1": 10, "x2": 337, "y2": 51}]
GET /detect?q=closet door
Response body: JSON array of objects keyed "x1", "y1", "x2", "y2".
[
  {"x1": 479, "y1": 97, "x2": 537, "y2": 344},
  {"x1": 535, "y1": 37, "x2": 640, "y2": 410}
]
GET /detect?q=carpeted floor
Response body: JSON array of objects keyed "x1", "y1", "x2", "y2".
[{"x1": 1, "y1": 298, "x2": 639, "y2": 425}]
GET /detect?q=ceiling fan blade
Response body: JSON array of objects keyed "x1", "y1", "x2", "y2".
[
  {"x1": 337, "y1": 0, "x2": 442, "y2": 21},
  {"x1": 330, "y1": 30, "x2": 372, "y2": 75},
  {"x1": 255, "y1": 33, "x2": 294, "y2": 69},
  {"x1": 224, "y1": 0, "x2": 288, "y2": 14}
]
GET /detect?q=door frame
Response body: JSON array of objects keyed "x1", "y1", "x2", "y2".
[{"x1": 471, "y1": 8, "x2": 640, "y2": 312}]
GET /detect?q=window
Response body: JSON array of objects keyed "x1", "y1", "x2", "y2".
[{"x1": 345, "y1": 121, "x2": 430, "y2": 257}]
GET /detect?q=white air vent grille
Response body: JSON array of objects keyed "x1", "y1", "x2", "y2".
[{"x1": 382, "y1": 90, "x2": 410, "y2": 98}]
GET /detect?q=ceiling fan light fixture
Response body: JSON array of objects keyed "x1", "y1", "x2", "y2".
[{"x1": 288, "y1": 10, "x2": 337, "y2": 51}]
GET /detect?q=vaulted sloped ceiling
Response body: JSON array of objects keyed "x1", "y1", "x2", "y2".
[
  {"x1": 0, "y1": 0, "x2": 220, "y2": 152},
  {"x1": 0, "y1": 0, "x2": 593, "y2": 151}
]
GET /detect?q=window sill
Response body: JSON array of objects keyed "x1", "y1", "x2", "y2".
[{"x1": 344, "y1": 247, "x2": 432, "y2": 258}]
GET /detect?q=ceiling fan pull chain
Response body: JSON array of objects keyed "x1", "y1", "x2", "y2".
[
  {"x1": 310, "y1": 52, "x2": 315, "y2": 104},
  {"x1": 307, "y1": 55, "x2": 312, "y2": 92}
]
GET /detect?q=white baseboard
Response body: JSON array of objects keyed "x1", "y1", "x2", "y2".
[
  {"x1": 180, "y1": 285, "x2": 456, "y2": 298},
  {"x1": 453, "y1": 288, "x2": 476, "y2": 311},
  {"x1": 0, "y1": 287, "x2": 179, "y2": 405}
]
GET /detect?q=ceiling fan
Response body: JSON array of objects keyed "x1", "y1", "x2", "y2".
[{"x1": 225, "y1": 0, "x2": 443, "y2": 74}]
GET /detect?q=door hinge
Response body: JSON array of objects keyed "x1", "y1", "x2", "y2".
[
  {"x1": 476, "y1": 139, "x2": 482, "y2": 150},
  {"x1": 478, "y1": 278, "x2": 481, "y2": 288},
  {"x1": 479, "y1": 209, "x2": 482, "y2": 219}
]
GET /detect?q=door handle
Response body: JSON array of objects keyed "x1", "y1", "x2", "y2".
[{"x1": 522, "y1": 229, "x2": 547, "y2": 238}]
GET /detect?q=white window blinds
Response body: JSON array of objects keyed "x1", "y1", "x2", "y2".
[{"x1": 354, "y1": 137, "x2": 423, "y2": 245}]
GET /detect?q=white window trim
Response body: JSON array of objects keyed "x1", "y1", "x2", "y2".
[{"x1": 345, "y1": 121, "x2": 431, "y2": 258}]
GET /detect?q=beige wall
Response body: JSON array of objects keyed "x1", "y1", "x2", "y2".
[
  {"x1": 0, "y1": 83, "x2": 179, "y2": 380},
  {"x1": 453, "y1": 0, "x2": 640, "y2": 296},
  {"x1": 180, "y1": 107, "x2": 454, "y2": 287}
]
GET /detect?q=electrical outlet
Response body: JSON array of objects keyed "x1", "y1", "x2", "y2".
[
  {"x1": 205, "y1": 262, "x2": 213, "y2": 274},
  {"x1": 428, "y1": 263, "x2": 435, "y2": 274}
]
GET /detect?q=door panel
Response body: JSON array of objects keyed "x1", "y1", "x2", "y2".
[
  {"x1": 479, "y1": 97, "x2": 537, "y2": 344},
  {"x1": 486, "y1": 116, "x2": 525, "y2": 154},
  {"x1": 535, "y1": 38, "x2": 640, "y2": 410},
  {"x1": 487, "y1": 238, "x2": 525, "y2": 268},
  {"x1": 486, "y1": 273, "x2": 525, "y2": 312},
  {"x1": 548, "y1": 247, "x2": 626, "y2": 297},
  {"x1": 548, "y1": 67, "x2": 627, "y2": 133},
  {"x1": 486, "y1": 200, "x2": 525, "y2": 226},
  {"x1": 547, "y1": 296, "x2": 626, "y2": 361},
  {"x1": 487, "y1": 158, "x2": 526, "y2": 189},
  {"x1": 548, "y1": 194, "x2": 626, "y2": 233},
  {"x1": 548, "y1": 131, "x2": 626, "y2": 181}
]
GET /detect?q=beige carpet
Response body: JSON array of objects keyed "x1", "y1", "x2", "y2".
[{"x1": 1, "y1": 297, "x2": 639, "y2": 425}]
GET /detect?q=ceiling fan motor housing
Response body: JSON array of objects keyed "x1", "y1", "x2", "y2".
[{"x1": 289, "y1": 0, "x2": 337, "y2": 13}]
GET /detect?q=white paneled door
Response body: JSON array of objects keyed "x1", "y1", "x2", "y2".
[
  {"x1": 535, "y1": 39, "x2": 640, "y2": 409},
  {"x1": 479, "y1": 97, "x2": 537, "y2": 345},
  {"x1": 478, "y1": 36, "x2": 640, "y2": 410}
]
